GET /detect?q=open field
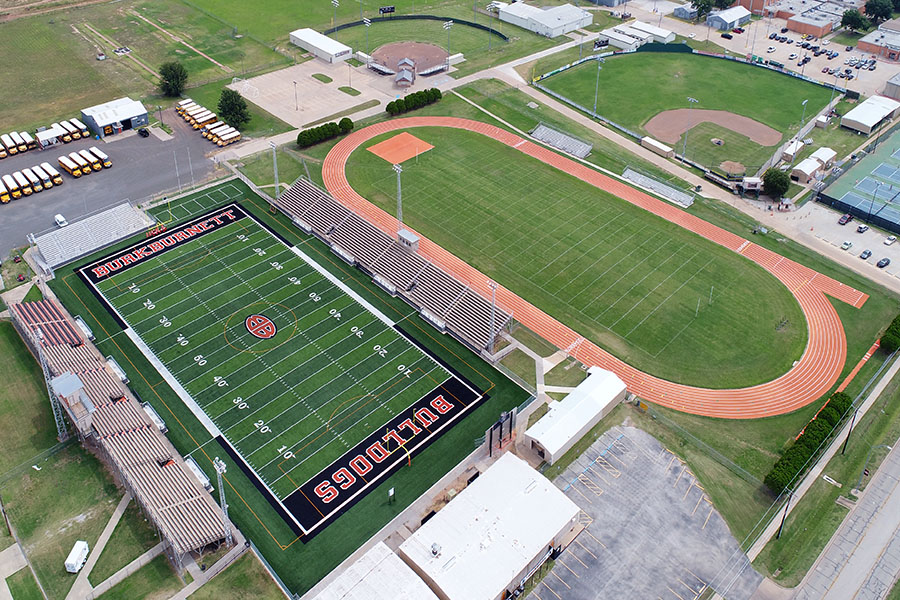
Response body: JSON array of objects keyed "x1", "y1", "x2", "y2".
[
  {"x1": 0, "y1": 322, "x2": 59, "y2": 475},
  {"x1": 50, "y1": 179, "x2": 528, "y2": 595},
  {"x1": 4, "y1": 569, "x2": 42, "y2": 600},
  {"x1": 187, "y1": 552, "x2": 284, "y2": 600},
  {"x1": 97, "y1": 554, "x2": 185, "y2": 600},
  {"x1": 344, "y1": 125, "x2": 807, "y2": 388},
  {"x1": 88, "y1": 502, "x2": 161, "y2": 587},
  {"x1": 542, "y1": 52, "x2": 834, "y2": 170}
]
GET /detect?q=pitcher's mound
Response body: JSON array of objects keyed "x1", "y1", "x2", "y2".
[{"x1": 371, "y1": 41, "x2": 448, "y2": 72}]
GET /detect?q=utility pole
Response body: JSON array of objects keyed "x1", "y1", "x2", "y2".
[
  {"x1": 682, "y1": 97, "x2": 699, "y2": 164},
  {"x1": 270, "y1": 141, "x2": 280, "y2": 201},
  {"x1": 213, "y1": 457, "x2": 234, "y2": 547},
  {"x1": 393, "y1": 163, "x2": 403, "y2": 231}
]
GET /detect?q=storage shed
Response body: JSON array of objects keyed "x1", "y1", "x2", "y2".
[
  {"x1": 791, "y1": 157, "x2": 821, "y2": 183},
  {"x1": 498, "y1": 2, "x2": 592, "y2": 38},
  {"x1": 841, "y1": 95, "x2": 900, "y2": 135},
  {"x1": 706, "y1": 6, "x2": 752, "y2": 30},
  {"x1": 289, "y1": 28, "x2": 353, "y2": 63},
  {"x1": 81, "y1": 98, "x2": 148, "y2": 138}
]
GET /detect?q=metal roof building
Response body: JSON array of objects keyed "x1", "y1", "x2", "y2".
[
  {"x1": 289, "y1": 28, "x2": 353, "y2": 63},
  {"x1": 398, "y1": 453, "x2": 582, "y2": 600},
  {"x1": 81, "y1": 97, "x2": 148, "y2": 138},
  {"x1": 841, "y1": 96, "x2": 900, "y2": 135},
  {"x1": 706, "y1": 6, "x2": 751, "y2": 30},
  {"x1": 312, "y1": 542, "x2": 439, "y2": 600},
  {"x1": 498, "y1": 2, "x2": 592, "y2": 38}
]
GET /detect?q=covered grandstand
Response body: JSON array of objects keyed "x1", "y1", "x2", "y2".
[
  {"x1": 10, "y1": 298, "x2": 228, "y2": 568},
  {"x1": 275, "y1": 178, "x2": 512, "y2": 353}
]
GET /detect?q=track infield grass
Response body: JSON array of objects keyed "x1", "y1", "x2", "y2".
[{"x1": 344, "y1": 126, "x2": 807, "y2": 388}]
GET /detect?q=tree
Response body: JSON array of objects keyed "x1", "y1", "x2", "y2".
[
  {"x1": 691, "y1": 0, "x2": 714, "y2": 20},
  {"x1": 864, "y1": 0, "x2": 892, "y2": 24},
  {"x1": 763, "y1": 168, "x2": 791, "y2": 200},
  {"x1": 712, "y1": 0, "x2": 732, "y2": 9},
  {"x1": 841, "y1": 9, "x2": 870, "y2": 31},
  {"x1": 218, "y1": 88, "x2": 251, "y2": 130},
  {"x1": 338, "y1": 117, "x2": 354, "y2": 133},
  {"x1": 159, "y1": 62, "x2": 188, "y2": 97}
]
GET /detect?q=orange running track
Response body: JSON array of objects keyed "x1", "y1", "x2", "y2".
[{"x1": 322, "y1": 117, "x2": 869, "y2": 419}]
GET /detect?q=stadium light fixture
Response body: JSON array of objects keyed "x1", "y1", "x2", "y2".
[
  {"x1": 444, "y1": 21, "x2": 453, "y2": 69},
  {"x1": 213, "y1": 457, "x2": 234, "y2": 547},
  {"x1": 332, "y1": 0, "x2": 339, "y2": 28},
  {"x1": 270, "y1": 141, "x2": 280, "y2": 202},
  {"x1": 364, "y1": 18, "x2": 372, "y2": 62},
  {"x1": 682, "y1": 97, "x2": 699, "y2": 165},
  {"x1": 393, "y1": 163, "x2": 403, "y2": 229}
]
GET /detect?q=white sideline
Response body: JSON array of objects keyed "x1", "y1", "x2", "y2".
[
  {"x1": 124, "y1": 327, "x2": 223, "y2": 438},
  {"x1": 290, "y1": 245, "x2": 395, "y2": 328}
]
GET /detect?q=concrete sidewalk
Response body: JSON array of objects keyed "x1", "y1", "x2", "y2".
[
  {"x1": 65, "y1": 492, "x2": 132, "y2": 600},
  {"x1": 0, "y1": 544, "x2": 27, "y2": 600}
]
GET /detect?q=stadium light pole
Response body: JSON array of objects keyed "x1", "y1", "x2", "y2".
[
  {"x1": 488, "y1": 4, "x2": 494, "y2": 51},
  {"x1": 393, "y1": 163, "x2": 403, "y2": 231},
  {"x1": 682, "y1": 97, "x2": 699, "y2": 164},
  {"x1": 487, "y1": 280, "x2": 498, "y2": 353},
  {"x1": 444, "y1": 21, "x2": 453, "y2": 70},
  {"x1": 364, "y1": 18, "x2": 371, "y2": 64},
  {"x1": 270, "y1": 141, "x2": 280, "y2": 202},
  {"x1": 868, "y1": 182, "x2": 881, "y2": 223},
  {"x1": 293, "y1": 81, "x2": 298, "y2": 111},
  {"x1": 213, "y1": 457, "x2": 234, "y2": 547},
  {"x1": 358, "y1": 0, "x2": 363, "y2": 19},
  {"x1": 800, "y1": 98, "x2": 809, "y2": 131},
  {"x1": 593, "y1": 57, "x2": 605, "y2": 114},
  {"x1": 332, "y1": 0, "x2": 339, "y2": 28}
]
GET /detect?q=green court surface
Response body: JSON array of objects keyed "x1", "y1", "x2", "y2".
[{"x1": 344, "y1": 126, "x2": 808, "y2": 388}]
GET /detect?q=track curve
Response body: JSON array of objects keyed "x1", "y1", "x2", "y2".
[{"x1": 322, "y1": 116, "x2": 868, "y2": 418}]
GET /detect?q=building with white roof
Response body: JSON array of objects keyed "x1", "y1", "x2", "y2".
[
  {"x1": 313, "y1": 542, "x2": 439, "y2": 600},
  {"x1": 80, "y1": 97, "x2": 148, "y2": 138},
  {"x1": 524, "y1": 367, "x2": 627, "y2": 464},
  {"x1": 841, "y1": 96, "x2": 900, "y2": 135},
  {"x1": 289, "y1": 28, "x2": 353, "y2": 63},
  {"x1": 398, "y1": 453, "x2": 582, "y2": 600},
  {"x1": 706, "y1": 6, "x2": 751, "y2": 30},
  {"x1": 810, "y1": 146, "x2": 837, "y2": 169},
  {"x1": 791, "y1": 157, "x2": 821, "y2": 183},
  {"x1": 613, "y1": 24, "x2": 653, "y2": 43},
  {"x1": 599, "y1": 28, "x2": 643, "y2": 50},
  {"x1": 782, "y1": 139, "x2": 805, "y2": 163},
  {"x1": 628, "y1": 21, "x2": 675, "y2": 43},
  {"x1": 498, "y1": 2, "x2": 592, "y2": 38}
]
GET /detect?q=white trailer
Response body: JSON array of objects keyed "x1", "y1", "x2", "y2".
[{"x1": 65, "y1": 541, "x2": 89, "y2": 573}]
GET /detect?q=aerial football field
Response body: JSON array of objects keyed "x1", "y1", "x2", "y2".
[{"x1": 78, "y1": 186, "x2": 482, "y2": 535}]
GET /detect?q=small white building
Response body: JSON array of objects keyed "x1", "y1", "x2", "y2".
[
  {"x1": 642, "y1": 136, "x2": 675, "y2": 158},
  {"x1": 613, "y1": 24, "x2": 654, "y2": 43},
  {"x1": 810, "y1": 146, "x2": 837, "y2": 169},
  {"x1": 289, "y1": 28, "x2": 353, "y2": 63},
  {"x1": 398, "y1": 453, "x2": 582, "y2": 600},
  {"x1": 791, "y1": 157, "x2": 821, "y2": 183},
  {"x1": 524, "y1": 367, "x2": 627, "y2": 464},
  {"x1": 841, "y1": 95, "x2": 900, "y2": 135},
  {"x1": 706, "y1": 6, "x2": 752, "y2": 30},
  {"x1": 600, "y1": 28, "x2": 643, "y2": 50},
  {"x1": 313, "y1": 542, "x2": 439, "y2": 600},
  {"x1": 499, "y1": 2, "x2": 592, "y2": 38},
  {"x1": 629, "y1": 21, "x2": 676, "y2": 43},
  {"x1": 782, "y1": 139, "x2": 805, "y2": 162}
]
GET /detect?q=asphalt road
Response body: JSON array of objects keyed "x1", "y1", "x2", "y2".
[{"x1": 0, "y1": 109, "x2": 217, "y2": 258}]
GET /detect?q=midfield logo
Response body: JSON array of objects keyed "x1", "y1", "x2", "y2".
[{"x1": 245, "y1": 314, "x2": 277, "y2": 339}]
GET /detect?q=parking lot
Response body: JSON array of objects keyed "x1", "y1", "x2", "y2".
[
  {"x1": 0, "y1": 109, "x2": 221, "y2": 258},
  {"x1": 533, "y1": 426, "x2": 762, "y2": 600}
]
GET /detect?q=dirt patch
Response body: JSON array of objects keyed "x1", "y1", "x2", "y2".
[
  {"x1": 719, "y1": 161, "x2": 746, "y2": 175},
  {"x1": 367, "y1": 132, "x2": 434, "y2": 164},
  {"x1": 645, "y1": 109, "x2": 782, "y2": 146},
  {"x1": 371, "y1": 41, "x2": 447, "y2": 72}
]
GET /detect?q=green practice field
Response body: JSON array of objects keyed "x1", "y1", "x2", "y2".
[
  {"x1": 345, "y1": 126, "x2": 807, "y2": 388},
  {"x1": 87, "y1": 185, "x2": 455, "y2": 506},
  {"x1": 542, "y1": 52, "x2": 834, "y2": 172}
]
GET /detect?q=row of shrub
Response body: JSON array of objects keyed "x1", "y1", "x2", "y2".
[
  {"x1": 878, "y1": 313, "x2": 900, "y2": 353},
  {"x1": 296, "y1": 117, "x2": 354, "y2": 148},
  {"x1": 385, "y1": 88, "x2": 442, "y2": 115},
  {"x1": 764, "y1": 392, "x2": 853, "y2": 495}
]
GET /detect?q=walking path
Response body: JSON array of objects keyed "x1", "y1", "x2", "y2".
[
  {"x1": 322, "y1": 116, "x2": 867, "y2": 418},
  {"x1": 0, "y1": 545, "x2": 26, "y2": 600},
  {"x1": 65, "y1": 492, "x2": 132, "y2": 600}
]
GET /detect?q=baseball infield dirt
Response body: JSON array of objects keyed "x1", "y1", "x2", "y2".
[
  {"x1": 645, "y1": 109, "x2": 782, "y2": 146},
  {"x1": 371, "y1": 41, "x2": 447, "y2": 72}
]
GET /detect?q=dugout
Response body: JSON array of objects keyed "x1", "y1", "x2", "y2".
[
  {"x1": 398, "y1": 453, "x2": 582, "y2": 600},
  {"x1": 289, "y1": 28, "x2": 352, "y2": 63}
]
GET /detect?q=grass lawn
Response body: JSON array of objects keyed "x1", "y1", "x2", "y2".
[
  {"x1": 339, "y1": 86, "x2": 361, "y2": 96},
  {"x1": 754, "y1": 351, "x2": 900, "y2": 586},
  {"x1": 345, "y1": 126, "x2": 807, "y2": 388},
  {"x1": 828, "y1": 29, "x2": 871, "y2": 48},
  {"x1": 509, "y1": 323, "x2": 559, "y2": 357},
  {"x1": 88, "y1": 502, "x2": 161, "y2": 587},
  {"x1": 21, "y1": 285, "x2": 43, "y2": 303},
  {"x1": 4, "y1": 568, "x2": 43, "y2": 600},
  {"x1": 235, "y1": 145, "x2": 309, "y2": 191},
  {"x1": 170, "y1": 79, "x2": 292, "y2": 139},
  {"x1": 542, "y1": 52, "x2": 833, "y2": 168},
  {"x1": 312, "y1": 73, "x2": 333, "y2": 83},
  {"x1": 96, "y1": 554, "x2": 184, "y2": 600},
  {"x1": 0, "y1": 445, "x2": 120, "y2": 600},
  {"x1": 48, "y1": 180, "x2": 530, "y2": 596},
  {"x1": 500, "y1": 349, "x2": 538, "y2": 389},
  {"x1": 795, "y1": 119, "x2": 868, "y2": 165},
  {"x1": 544, "y1": 358, "x2": 587, "y2": 388},
  {"x1": 303, "y1": 99, "x2": 381, "y2": 128},
  {"x1": 889, "y1": 577, "x2": 900, "y2": 600},
  {"x1": 0, "y1": 322, "x2": 59, "y2": 476},
  {"x1": 187, "y1": 552, "x2": 284, "y2": 600},
  {"x1": 1, "y1": 249, "x2": 34, "y2": 291}
]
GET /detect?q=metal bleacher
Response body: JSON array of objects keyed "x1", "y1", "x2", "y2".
[
  {"x1": 530, "y1": 123, "x2": 593, "y2": 159},
  {"x1": 276, "y1": 179, "x2": 511, "y2": 352}
]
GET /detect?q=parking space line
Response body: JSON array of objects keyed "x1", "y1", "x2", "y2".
[
  {"x1": 596, "y1": 456, "x2": 621, "y2": 477},
  {"x1": 667, "y1": 585, "x2": 686, "y2": 600},
  {"x1": 558, "y1": 558, "x2": 580, "y2": 578},
  {"x1": 665, "y1": 453, "x2": 676, "y2": 473},
  {"x1": 691, "y1": 494, "x2": 704, "y2": 515},
  {"x1": 678, "y1": 577, "x2": 695, "y2": 593},
  {"x1": 582, "y1": 528, "x2": 606, "y2": 549},
  {"x1": 606, "y1": 450, "x2": 629, "y2": 467},
  {"x1": 682, "y1": 481, "x2": 695, "y2": 500},
  {"x1": 551, "y1": 570, "x2": 571, "y2": 590},
  {"x1": 578, "y1": 473, "x2": 604, "y2": 496},
  {"x1": 702, "y1": 506, "x2": 714, "y2": 529},
  {"x1": 571, "y1": 483, "x2": 594, "y2": 504},
  {"x1": 685, "y1": 568, "x2": 705, "y2": 584},
  {"x1": 588, "y1": 464, "x2": 611, "y2": 484},
  {"x1": 674, "y1": 465, "x2": 686, "y2": 487},
  {"x1": 575, "y1": 538, "x2": 598, "y2": 559},
  {"x1": 541, "y1": 580, "x2": 563, "y2": 600},
  {"x1": 568, "y1": 549, "x2": 590, "y2": 569},
  {"x1": 531, "y1": 590, "x2": 543, "y2": 600}
]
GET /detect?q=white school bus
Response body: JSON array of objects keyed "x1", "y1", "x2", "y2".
[
  {"x1": 89, "y1": 146, "x2": 111, "y2": 168},
  {"x1": 2, "y1": 174, "x2": 20, "y2": 199},
  {"x1": 208, "y1": 125, "x2": 233, "y2": 142},
  {"x1": 1, "y1": 134, "x2": 18, "y2": 155},
  {"x1": 31, "y1": 164, "x2": 54, "y2": 189},
  {"x1": 12, "y1": 171, "x2": 32, "y2": 196},
  {"x1": 20, "y1": 131, "x2": 37, "y2": 150},
  {"x1": 70, "y1": 118, "x2": 89, "y2": 138},
  {"x1": 0, "y1": 179, "x2": 9, "y2": 203},
  {"x1": 68, "y1": 151, "x2": 91, "y2": 175},
  {"x1": 176, "y1": 99, "x2": 195, "y2": 114},
  {"x1": 183, "y1": 106, "x2": 208, "y2": 121},
  {"x1": 21, "y1": 168, "x2": 43, "y2": 192},
  {"x1": 9, "y1": 132, "x2": 27, "y2": 152},
  {"x1": 58, "y1": 155, "x2": 82, "y2": 177},
  {"x1": 79, "y1": 149, "x2": 102, "y2": 172},
  {"x1": 192, "y1": 112, "x2": 217, "y2": 129},
  {"x1": 41, "y1": 162, "x2": 64, "y2": 185},
  {"x1": 52, "y1": 122, "x2": 72, "y2": 143},
  {"x1": 59, "y1": 120, "x2": 81, "y2": 140},
  {"x1": 201, "y1": 121, "x2": 225, "y2": 138}
]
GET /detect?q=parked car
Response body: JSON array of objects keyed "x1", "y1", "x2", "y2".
[
  {"x1": 769, "y1": 32, "x2": 777, "y2": 40},
  {"x1": 857, "y1": 224, "x2": 869, "y2": 233},
  {"x1": 878, "y1": 257, "x2": 891, "y2": 268},
  {"x1": 789, "y1": 53, "x2": 798, "y2": 59},
  {"x1": 768, "y1": 46, "x2": 777, "y2": 53},
  {"x1": 721, "y1": 32, "x2": 733, "y2": 39},
  {"x1": 861, "y1": 249, "x2": 872, "y2": 259},
  {"x1": 137, "y1": 127, "x2": 150, "y2": 138},
  {"x1": 781, "y1": 27, "x2": 789, "y2": 33},
  {"x1": 838, "y1": 213, "x2": 853, "y2": 225},
  {"x1": 846, "y1": 45, "x2": 854, "y2": 51},
  {"x1": 54, "y1": 214, "x2": 68, "y2": 227},
  {"x1": 885, "y1": 235, "x2": 897, "y2": 245},
  {"x1": 822, "y1": 66, "x2": 829, "y2": 73},
  {"x1": 870, "y1": 64, "x2": 877, "y2": 71},
  {"x1": 842, "y1": 240, "x2": 853, "y2": 250}
]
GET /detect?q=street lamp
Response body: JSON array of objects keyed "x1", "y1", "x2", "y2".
[
  {"x1": 332, "y1": 0, "x2": 339, "y2": 27},
  {"x1": 157, "y1": 105, "x2": 163, "y2": 126},
  {"x1": 293, "y1": 81, "x2": 298, "y2": 111},
  {"x1": 868, "y1": 181, "x2": 881, "y2": 223},
  {"x1": 444, "y1": 21, "x2": 453, "y2": 69},
  {"x1": 393, "y1": 163, "x2": 403, "y2": 231},
  {"x1": 593, "y1": 57, "x2": 605, "y2": 114},
  {"x1": 682, "y1": 97, "x2": 699, "y2": 164},
  {"x1": 800, "y1": 98, "x2": 809, "y2": 131}
]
